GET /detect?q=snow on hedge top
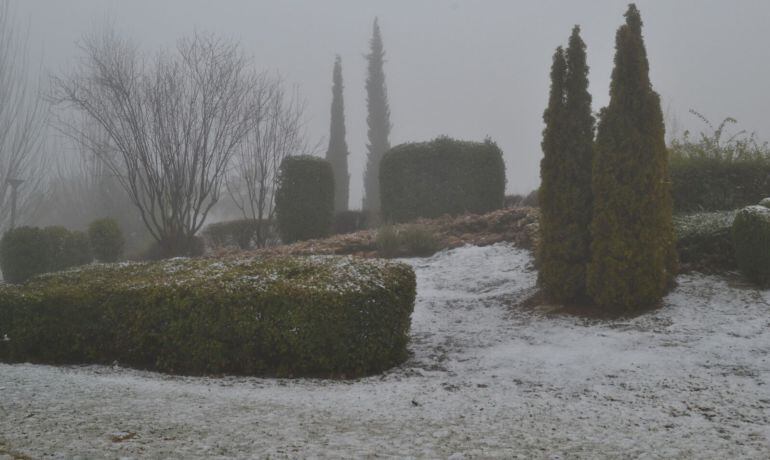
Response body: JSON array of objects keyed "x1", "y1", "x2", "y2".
[{"x1": 12, "y1": 254, "x2": 411, "y2": 295}]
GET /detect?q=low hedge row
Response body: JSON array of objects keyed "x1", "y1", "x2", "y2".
[
  {"x1": 202, "y1": 219, "x2": 275, "y2": 250},
  {"x1": 0, "y1": 255, "x2": 416, "y2": 377},
  {"x1": 380, "y1": 137, "x2": 506, "y2": 223}
]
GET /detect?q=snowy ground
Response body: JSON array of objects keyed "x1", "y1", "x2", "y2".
[{"x1": 1, "y1": 244, "x2": 769, "y2": 459}]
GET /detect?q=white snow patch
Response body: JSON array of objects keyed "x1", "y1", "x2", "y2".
[{"x1": 1, "y1": 243, "x2": 769, "y2": 458}]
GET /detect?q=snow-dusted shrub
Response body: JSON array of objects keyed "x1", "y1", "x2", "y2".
[
  {"x1": 379, "y1": 137, "x2": 506, "y2": 223},
  {"x1": 732, "y1": 205, "x2": 770, "y2": 285},
  {"x1": 673, "y1": 211, "x2": 736, "y2": 272},
  {"x1": 375, "y1": 224, "x2": 440, "y2": 258},
  {"x1": 0, "y1": 255, "x2": 415, "y2": 377},
  {"x1": 88, "y1": 218, "x2": 124, "y2": 262}
]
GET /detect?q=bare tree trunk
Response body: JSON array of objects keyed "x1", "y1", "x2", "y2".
[
  {"x1": 53, "y1": 29, "x2": 264, "y2": 257},
  {"x1": 226, "y1": 76, "x2": 313, "y2": 248}
]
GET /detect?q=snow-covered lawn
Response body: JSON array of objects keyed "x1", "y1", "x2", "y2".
[{"x1": 1, "y1": 244, "x2": 769, "y2": 458}]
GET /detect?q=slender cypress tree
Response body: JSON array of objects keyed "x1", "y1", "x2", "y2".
[
  {"x1": 362, "y1": 17, "x2": 391, "y2": 212},
  {"x1": 538, "y1": 27, "x2": 595, "y2": 304},
  {"x1": 588, "y1": 4, "x2": 677, "y2": 312},
  {"x1": 325, "y1": 55, "x2": 350, "y2": 212}
]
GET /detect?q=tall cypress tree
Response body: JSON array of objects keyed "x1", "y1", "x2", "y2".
[
  {"x1": 325, "y1": 55, "x2": 349, "y2": 212},
  {"x1": 538, "y1": 27, "x2": 595, "y2": 304},
  {"x1": 588, "y1": 4, "x2": 677, "y2": 312},
  {"x1": 362, "y1": 17, "x2": 391, "y2": 212}
]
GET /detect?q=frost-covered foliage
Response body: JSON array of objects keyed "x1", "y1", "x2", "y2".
[
  {"x1": 0, "y1": 254, "x2": 416, "y2": 377},
  {"x1": 732, "y1": 204, "x2": 770, "y2": 285},
  {"x1": 673, "y1": 211, "x2": 736, "y2": 272}
]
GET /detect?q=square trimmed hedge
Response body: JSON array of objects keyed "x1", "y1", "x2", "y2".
[
  {"x1": 379, "y1": 137, "x2": 506, "y2": 223},
  {"x1": 0, "y1": 255, "x2": 416, "y2": 378}
]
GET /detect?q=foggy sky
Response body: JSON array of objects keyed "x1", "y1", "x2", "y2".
[{"x1": 16, "y1": 0, "x2": 770, "y2": 206}]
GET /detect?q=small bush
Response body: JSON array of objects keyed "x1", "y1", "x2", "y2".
[
  {"x1": 376, "y1": 224, "x2": 440, "y2": 258},
  {"x1": 62, "y1": 231, "x2": 93, "y2": 268},
  {"x1": 0, "y1": 227, "x2": 49, "y2": 283},
  {"x1": 376, "y1": 225, "x2": 400, "y2": 258},
  {"x1": 732, "y1": 205, "x2": 770, "y2": 285},
  {"x1": 275, "y1": 156, "x2": 335, "y2": 243},
  {"x1": 520, "y1": 189, "x2": 539, "y2": 207},
  {"x1": 0, "y1": 255, "x2": 416, "y2": 377},
  {"x1": 674, "y1": 211, "x2": 736, "y2": 272},
  {"x1": 380, "y1": 137, "x2": 506, "y2": 223},
  {"x1": 88, "y1": 218, "x2": 124, "y2": 262},
  {"x1": 334, "y1": 210, "x2": 369, "y2": 235}
]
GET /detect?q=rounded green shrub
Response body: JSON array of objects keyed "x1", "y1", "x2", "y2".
[
  {"x1": 0, "y1": 255, "x2": 416, "y2": 378},
  {"x1": 0, "y1": 227, "x2": 49, "y2": 283},
  {"x1": 88, "y1": 218, "x2": 124, "y2": 263},
  {"x1": 379, "y1": 137, "x2": 506, "y2": 223},
  {"x1": 275, "y1": 155, "x2": 335, "y2": 243},
  {"x1": 732, "y1": 205, "x2": 770, "y2": 285}
]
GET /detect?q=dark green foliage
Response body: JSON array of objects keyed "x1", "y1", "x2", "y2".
[
  {"x1": 588, "y1": 5, "x2": 678, "y2": 312},
  {"x1": 0, "y1": 226, "x2": 93, "y2": 284},
  {"x1": 732, "y1": 205, "x2": 770, "y2": 285},
  {"x1": 669, "y1": 118, "x2": 770, "y2": 212},
  {"x1": 326, "y1": 55, "x2": 350, "y2": 213},
  {"x1": 88, "y1": 218, "x2": 124, "y2": 262},
  {"x1": 0, "y1": 227, "x2": 49, "y2": 283},
  {"x1": 363, "y1": 18, "x2": 392, "y2": 213},
  {"x1": 275, "y1": 156, "x2": 335, "y2": 243},
  {"x1": 379, "y1": 137, "x2": 506, "y2": 223},
  {"x1": 674, "y1": 211, "x2": 736, "y2": 272},
  {"x1": 142, "y1": 235, "x2": 205, "y2": 261},
  {"x1": 538, "y1": 26, "x2": 595, "y2": 304},
  {"x1": 203, "y1": 219, "x2": 275, "y2": 250},
  {"x1": 334, "y1": 210, "x2": 369, "y2": 235},
  {"x1": 0, "y1": 255, "x2": 416, "y2": 377}
]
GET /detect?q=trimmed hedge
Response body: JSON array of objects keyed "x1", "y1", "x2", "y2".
[
  {"x1": 203, "y1": 219, "x2": 272, "y2": 250},
  {"x1": 670, "y1": 157, "x2": 770, "y2": 212},
  {"x1": 0, "y1": 226, "x2": 93, "y2": 283},
  {"x1": 275, "y1": 156, "x2": 335, "y2": 243},
  {"x1": 673, "y1": 211, "x2": 736, "y2": 273},
  {"x1": 88, "y1": 218, "x2": 124, "y2": 262},
  {"x1": 379, "y1": 137, "x2": 506, "y2": 223},
  {"x1": 732, "y1": 204, "x2": 770, "y2": 285},
  {"x1": 0, "y1": 255, "x2": 416, "y2": 377}
]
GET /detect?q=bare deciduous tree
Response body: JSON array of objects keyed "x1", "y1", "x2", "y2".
[
  {"x1": 0, "y1": 1, "x2": 48, "y2": 231},
  {"x1": 53, "y1": 28, "x2": 264, "y2": 257},
  {"x1": 226, "y1": 76, "x2": 312, "y2": 248}
]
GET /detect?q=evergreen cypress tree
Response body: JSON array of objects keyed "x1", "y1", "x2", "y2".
[
  {"x1": 538, "y1": 26, "x2": 595, "y2": 304},
  {"x1": 588, "y1": 4, "x2": 677, "y2": 312},
  {"x1": 362, "y1": 17, "x2": 391, "y2": 212},
  {"x1": 325, "y1": 55, "x2": 350, "y2": 212}
]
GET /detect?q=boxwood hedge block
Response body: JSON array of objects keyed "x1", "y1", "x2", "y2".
[
  {"x1": 379, "y1": 137, "x2": 506, "y2": 223},
  {"x1": 275, "y1": 155, "x2": 335, "y2": 244},
  {"x1": 0, "y1": 255, "x2": 416, "y2": 378},
  {"x1": 732, "y1": 205, "x2": 770, "y2": 285}
]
